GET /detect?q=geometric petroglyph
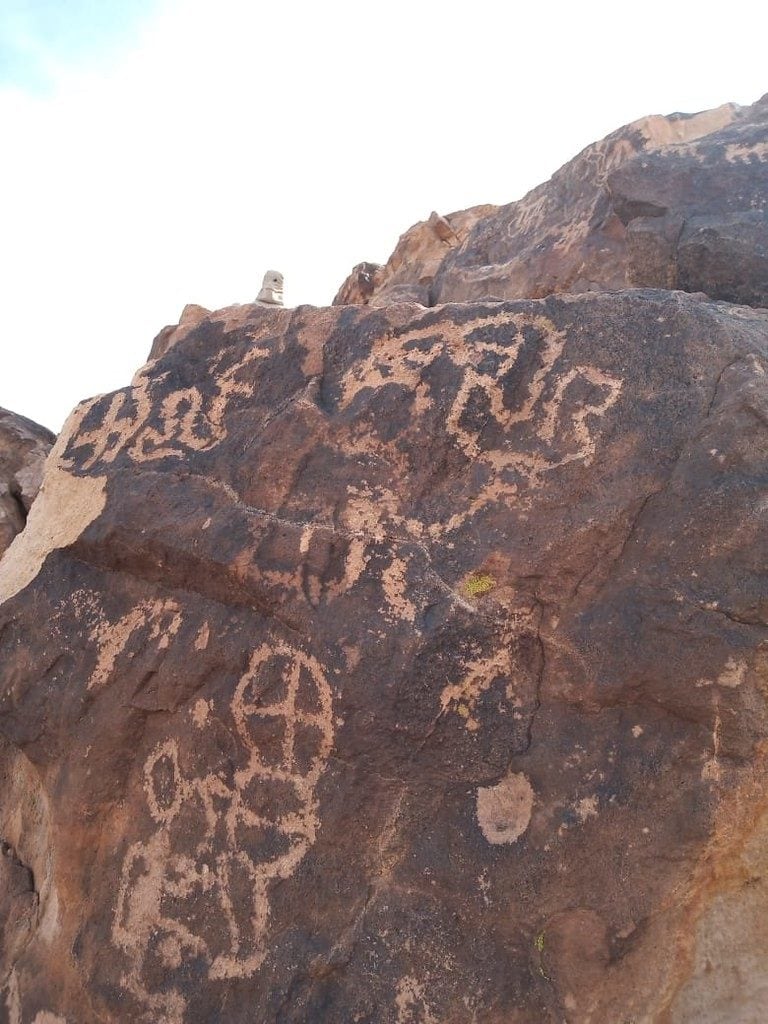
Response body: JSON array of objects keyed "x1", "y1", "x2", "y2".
[
  {"x1": 339, "y1": 310, "x2": 623, "y2": 534},
  {"x1": 69, "y1": 327, "x2": 279, "y2": 470},
  {"x1": 113, "y1": 641, "x2": 334, "y2": 1023}
]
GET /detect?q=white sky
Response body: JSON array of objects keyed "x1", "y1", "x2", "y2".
[{"x1": 1, "y1": 0, "x2": 766, "y2": 430}]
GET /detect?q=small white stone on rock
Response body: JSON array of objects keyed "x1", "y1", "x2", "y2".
[{"x1": 256, "y1": 270, "x2": 284, "y2": 307}]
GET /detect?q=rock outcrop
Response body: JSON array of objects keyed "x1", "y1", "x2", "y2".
[
  {"x1": 337, "y1": 94, "x2": 768, "y2": 308},
  {"x1": 0, "y1": 409, "x2": 55, "y2": 558},
  {"x1": 2, "y1": 290, "x2": 768, "y2": 1022},
  {"x1": 333, "y1": 206, "x2": 497, "y2": 307},
  {"x1": 149, "y1": 303, "x2": 212, "y2": 361}
]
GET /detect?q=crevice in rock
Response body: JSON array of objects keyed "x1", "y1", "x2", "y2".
[
  {"x1": 273, "y1": 786, "x2": 408, "y2": 1021},
  {"x1": 612, "y1": 196, "x2": 670, "y2": 227},
  {"x1": 0, "y1": 837, "x2": 40, "y2": 994},
  {"x1": 69, "y1": 537, "x2": 307, "y2": 636},
  {"x1": 7, "y1": 484, "x2": 28, "y2": 530},
  {"x1": 706, "y1": 355, "x2": 744, "y2": 417},
  {"x1": 693, "y1": 601, "x2": 768, "y2": 629}
]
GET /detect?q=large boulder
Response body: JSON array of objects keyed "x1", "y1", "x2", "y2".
[
  {"x1": 1, "y1": 293, "x2": 768, "y2": 1022},
  {"x1": 0, "y1": 408, "x2": 55, "y2": 559},
  {"x1": 337, "y1": 95, "x2": 768, "y2": 308}
]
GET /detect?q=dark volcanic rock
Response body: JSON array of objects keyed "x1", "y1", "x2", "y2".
[
  {"x1": 338, "y1": 95, "x2": 768, "y2": 309},
  {"x1": 149, "y1": 303, "x2": 212, "y2": 361},
  {"x1": 2, "y1": 294, "x2": 768, "y2": 1022},
  {"x1": 0, "y1": 408, "x2": 55, "y2": 558}
]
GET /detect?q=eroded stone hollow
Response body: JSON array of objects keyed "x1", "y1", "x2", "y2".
[{"x1": 2, "y1": 94, "x2": 768, "y2": 1024}]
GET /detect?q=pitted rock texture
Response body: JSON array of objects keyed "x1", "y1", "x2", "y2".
[
  {"x1": 2, "y1": 294, "x2": 768, "y2": 1022},
  {"x1": 338, "y1": 94, "x2": 768, "y2": 309},
  {"x1": 0, "y1": 408, "x2": 55, "y2": 558}
]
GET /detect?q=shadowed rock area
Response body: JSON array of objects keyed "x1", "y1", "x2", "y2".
[
  {"x1": 337, "y1": 94, "x2": 768, "y2": 309},
  {"x1": 0, "y1": 409, "x2": 55, "y2": 559},
  {"x1": 2, "y1": 287, "x2": 768, "y2": 1021}
]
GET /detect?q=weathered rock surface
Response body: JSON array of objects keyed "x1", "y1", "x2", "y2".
[
  {"x1": 0, "y1": 409, "x2": 55, "y2": 559},
  {"x1": 2, "y1": 291, "x2": 768, "y2": 1022},
  {"x1": 149, "y1": 303, "x2": 212, "y2": 361},
  {"x1": 338, "y1": 95, "x2": 768, "y2": 308},
  {"x1": 333, "y1": 205, "x2": 497, "y2": 307}
]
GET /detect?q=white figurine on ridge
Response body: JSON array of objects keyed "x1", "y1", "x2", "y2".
[{"x1": 256, "y1": 270, "x2": 284, "y2": 307}]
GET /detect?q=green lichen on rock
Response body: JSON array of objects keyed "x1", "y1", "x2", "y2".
[{"x1": 464, "y1": 573, "x2": 495, "y2": 598}]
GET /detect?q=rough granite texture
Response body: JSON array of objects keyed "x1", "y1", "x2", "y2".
[{"x1": 1, "y1": 291, "x2": 768, "y2": 1022}]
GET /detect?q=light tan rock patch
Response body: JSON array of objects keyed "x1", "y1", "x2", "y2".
[
  {"x1": 0, "y1": 407, "x2": 106, "y2": 603},
  {"x1": 476, "y1": 772, "x2": 534, "y2": 845}
]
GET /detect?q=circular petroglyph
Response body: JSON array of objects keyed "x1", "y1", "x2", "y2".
[
  {"x1": 144, "y1": 739, "x2": 186, "y2": 824},
  {"x1": 113, "y1": 640, "x2": 335, "y2": 1022},
  {"x1": 476, "y1": 772, "x2": 534, "y2": 845}
]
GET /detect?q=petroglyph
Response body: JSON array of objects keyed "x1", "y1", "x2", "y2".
[
  {"x1": 440, "y1": 603, "x2": 537, "y2": 730},
  {"x1": 717, "y1": 657, "x2": 747, "y2": 688},
  {"x1": 381, "y1": 556, "x2": 416, "y2": 624},
  {"x1": 395, "y1": 975, "x2": 438, "y2": 1024},
  {"x1": 339, "y1": 310, "x2": 622, "y2": 534},
  {"x1": 69, "y1": 322, "x2": 281, "y2": 470},
  {"x1": 476, "y1": 772, "x2": 534, "y2": 845},
  {"x1": 89, "y1": 598, "x2": 183, "y2": 691},
  {"x1": 113, "y1": 641, "x2": 334, "y2": 1022},
  {"x1": 725, "y1": 141, "x2": 768, "y2": 163},
  {"x1": 440, "y1": 632, "x2": 518, "y2": 732}
]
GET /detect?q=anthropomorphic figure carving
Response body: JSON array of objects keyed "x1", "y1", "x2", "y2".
[
  {"x1": 113, "y1": 641, "x2": 334, "y2": 1022},
  {"x1": 256, "y1": 270, "x2": 284, "y2": 307}
]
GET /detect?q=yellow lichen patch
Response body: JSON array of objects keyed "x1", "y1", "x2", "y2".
[{"x1": 464, "y1": 572, "x2": 495, "y2": 598}]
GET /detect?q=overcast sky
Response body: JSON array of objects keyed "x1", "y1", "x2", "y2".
[{"x1": 1, "y1": 0, "x2": 766, "y2": 430}]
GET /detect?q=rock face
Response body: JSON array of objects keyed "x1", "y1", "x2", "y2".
[
  {"x1": 0, "y1": 408, "x2": 55, "y2": 558},
  {"x1": 2, "y1": 291, "x2": 768, "y2": 1022},
  {"x1": 337, "y1": 95, "x2": 768, "y2": 308},
  {"x1": 333, "y1": 206, "x2": 497, "y2": 307},
  {"x1": 149, "y1": 303, "x2": 212, "y2": 361}
]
